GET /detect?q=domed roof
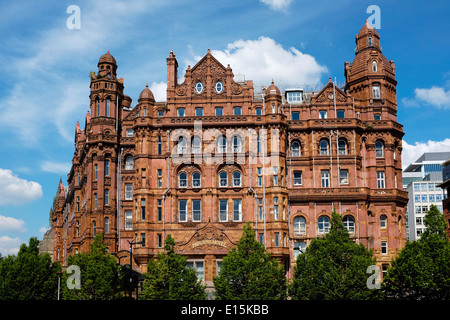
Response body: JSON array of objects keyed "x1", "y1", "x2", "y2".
[
  {"x1": 139, "y1": 83, "x2": 155, "y2": 102},
  {"x1": 98, "y1": 51, "x2": 117, "y2": 65},
  {"x1": 358, "y1": 20, "x2": 379, "y2": 38},
  {"x1": 265, "y1": 80, "x2": 281, "y2": 97}
]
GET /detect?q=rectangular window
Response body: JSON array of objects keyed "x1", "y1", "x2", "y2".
[
  {"x1": 294, "y1": 242, "x2": 306, "y2": 260},
  {"x1": 105, "y1": 217, "x2": 109, "y2": 234},
  {"x1": 319, "y1": 110, "x2": 327, "y2": 119},
  {"x1": 215, "y1": 107, "x2": 223, "y2": 116},
  {"x1": 377, "y1": 171, "x2": 385, "y2": 189},
  {"x1": 421, "y1": 195, "x2": 427, "y2": 202},
  {"x1": 158, "y1": 110, "x2": 164, "y2": 117},
  {"x1": 105, "y1": 189, "x2": 109, "y2": 205},
  {"x1": 94, "y1": 164, "x2": 98, "y2": 180},
  {"x1": 157, "y1": 136, "x2": 162, "y2": 155},
  {"x1": 436, "y1": 194, "x2": 442, "y2": 202},
  {"x1": 233, "y1": 106, "x2": 242, "y2": 115},
  {"x1": 421, "y1": 183, "x2": 427, "y2": 191},
  {"x1": 219, "y1": 200, "x2": 228, "y2": 222},
  {"x1": 414, "y1": 183, "x2": 420, "y2": 192},
  {"x1": 126, "y1": 129, "x2": 133, "y2": 137},
  {"x1": 258, "y1": 198, "x2": 263, "y2": 220},
  {"x1": 340, "y1": 169, "x2": 349, "y2": 185},
  {"x1": 286, "y1": 91, "x2": 302, "y2": 103},
  {"x1": 177, "y1": 108, "x2": 185, "y2": 117},
  {"x1": 321, "y1": 170, "x2": 330, "y2": 188},
  {"x1": 233, "y1": 199, "x2": 242, "y2": 221},
  {"x1": 292, "y1": 112, "x2": 300, "y2": 120},
  {"x1": 141, "y1": 233, "x2": 146, "y2": 247},
  {"x1": 141, "y1": 198, "x2": 146, "y2": 220},
  {"x1": 106, "y1": 99, "x2": 110, "y2": 117},
  {"x1": 415, "y1": 194, "x2": 421, "y2": 202},
  {"x1": 187, "y1": 261, "x2": 204, "y2": 280},
  {"x1": 258, "y1": 167, "x2": 263, "y2": 186},
  {"x1": 157, "y1": 199, "x2": 162, "y2": 221},
  {"x1": 372, "y1": 85, "x2": 381, "y2": 99},
  {"x1": 125, "y1": 210, "x2": 132, "y2": 230},
  {"x1": 76, "y1": 196, "x2": 80, "y2": 212},
  {"x1": 158, "y1": 169, "x2": 163, "y2": 188},
  {"x1": 293, "y1": 171, "x2": 302, "y2": 186},
  {"x1": 195, "y1": 107, "x2": 203, "y2": 116},
  {"x1": 274, "y1": 233, "x2": 280, "y2": 247},
  {"x1": 274, "y1": 197, "x2": 279, "y2": 220},
  {"x1": 125, "y1": 183, "x2": 133, "y2": 200},
  {"x1": 94, "y1": 193, "x2": 98, "y2": 209},
  {"x1": 255, "y1": 108, "x2": 262, "y2": 115},
  {"x1": 157, "y1": 234, "x2": 162, "y2": 248},
  {"x1": 336, "y1": 110, "x2": 345, "y2": 118},
  {"x1": 179, "y1": 200, "x2": 187, "y2": 222},
  {"x1": 273, "y1": 166, "x2": 278, "y2": 186},
  {"x1": 105, "y1": 160, "x2": 110, "y2": 176},
  {"x1": 259, "y1": 233, "x2": 264, "y2": 244},
  {"x1": 381, "y1": 241, "x2": 388, "y2": 255},
  {"x1": 192, "y1": 199, "x2": 201, "y2": 222}
]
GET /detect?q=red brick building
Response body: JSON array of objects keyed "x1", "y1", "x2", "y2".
[{"x1": 51, "y1": 22, "x2": 408, "y2": 290}]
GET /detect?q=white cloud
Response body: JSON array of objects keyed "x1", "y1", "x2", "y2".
[
  {"x1": 260, "y1": 0, "x2": 293, "y2": 11},
  {"x1": 0, "y1": 169, "x2": 43, "y2": 205},
  {"x1": 186, "y1": 37, "x2": 327, "y2": 89},
  {"x1": 0, "y1": 215, "x2": 26, "y2": 233},
  {"x1": 402, "y1": 138, "x2": 450, "y2": 169},
  {"x1": 40, "y1": 161, "x2": 72, "y2": 174},
  {"x1": 0, "y1": 236, "x2": 22, "y2": 256},
  {"x1": 402, "y1": 86, "x2": 450, "y2": 109},
  {"x1": 149, "y1": 81, "x2": 167, "y2": 102}
]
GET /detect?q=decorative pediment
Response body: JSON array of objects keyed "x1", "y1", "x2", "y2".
[
  {"x1": 191, "y1": 51, "x2": 227, "y2": 77},
  {"x1": 175, "y1": 220, "x2": 237, "y2": 254},
  {"x1": 314, "y1": 79, "x2": 348, "y2": 103}
]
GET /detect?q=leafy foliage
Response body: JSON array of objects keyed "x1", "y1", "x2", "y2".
[
  {"x1": 382, "y1": 205, "x2": 450, "y2": 299},
  {"x1": 289, "y1": 212, "x2": 382, "y2": 300},
  {"x1": 61, "y1": 233, "x2": 123, "y2": 300},
  {"x1": 0, "y1": 237, "x2": 61, "y2": 300},
  {"x1": 141, "y1": 234, "x2": 206, "y2": 300},
  {"x1": 213, "y1": 222, "x2": 287, "y2": 300}
]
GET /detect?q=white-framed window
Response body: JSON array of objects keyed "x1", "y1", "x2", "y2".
[
  {"x1": 194, "y1": 82, "x2": 204, "y2": 94},
  {"x1": 177, "y1": 136, "x2": 187, "y2": 154},
  {"x1": 158, "y1": 110, "x2": 164, "y2": 117},
  {"x1": 192, "y1": 199, "x2": 201, "y2": 222},
  {"x1": 233, "y1": 106, "x2": 242, "y2": 115},
  {"x1": 381, "y1": 241, "x2": 388, "y2": 255},
  {"x1": 274, "y1": 197, "x2": 279, "y2": 220},
  {"x1": 291, "y1": 141, "x2": 301, "y2": 157},
  {"x1": 217, "y1": 136, "x2": 227, "y2": 153},
  {"x1": 368, "y1": 37, "x2": 373, "y2": 46},
  {"x1": 104, "y1": 189, "x2": 109, "y2": 205},
  {"x1": 294, "y1": 241, "x2": 306, "y2": 260},
  {"x1": 258, "y1": 198, "x2": 263, "y2": 220},
  {"x1": 126, "y1": 128, "x2": 133, "y2": 137},
  {"x1": 377, "y1": 171, "x2": 385, "y2": 189},
  {"x1": 274, "y1": 232, "x2": 280, "y2": 247},
  {"x1": 258, "y1": 167, "x2": 263, "y2": 186},
  {"x1": 320, "y1": 139, "x2": 329, "y2": 155},
  {"x1": 293, "y1": 171, "x2": 302, "y2": 186},
  {"x1": 179, "y1": 199, "x2": 187, "y2": 222},
  {"x1": 141, "y1": 198, "x2": 146, "y2": 220},
  {"x1": 319, "y1": 110, "x2": 327, "y2": 119},
  {"x1": 286, "y1": 91, "x2": 302, "y2": 103},
  {"x1": 374, "y1": 113, "x2": 381, "y2": 120},
  {"x1": 195, "y1": 107, "x2": 203, "y2": 116},
  {"x1": 215, "y1": 107, "x2": 223, "y2": 116},
  {"x1": 178, "y1": 172, "x2": 188, "y2": 188},
  {"x1": 125, "y1": 183, "x2": 133, "y2": 200},
  {"x1": 157, "y1": 169, "x2": 163, "y2": 188},
  {"x1": 340, "y1": 169, "x2": 349, "y2": 185},
  {"x1": 293, "y1": 216, "x2": 306, "y2": 235},
  {"x1": 372, "y1": 60, "x2": 377, "y2": 72},
  {"x1": 233, "y1": 199, "x2": 242, "y2": 221},
  {"x1": 105, "y1": 217, "x2": 109, "y2": 234},
  {"x1": 219, "y1": 171, "x2": 228, "y2": 187},
  {"x1": 375, "y1": 141, "x2": 384, "y2": 158},
  {"x1": 338, "y1": 138, "x2": 348, "y2": 155},
  {"x1": 343, "y1": 215, "x2": 355, "y2": 233},
  {"x1": 125, "y1": 156, "x2": 134, "y2": 170},
  {"x1": 380, "y1": 215, "x2": 387, "y2": 228},
  {"x1": 273, "y1": 166, "x2": 278, "y2": 186},
  {"x1": 192, "y1": 136, "x2": 202, "y2": 154},
  {"x1": 233, "y1": 171, "x2": 242, "y2": 187},
  {"x1": 255, "y1": 107, "x2": 262, "y2": 115},
  {"x1": 177, "y1": 108, "x2": 185, "y2": 117},
  {"x1": 192, "y1": 171, "x2": 201, "y2": 187},
  {"x1": 372, "y1": 84, "x2": 381, "y2": 99},
  {"x1": 219, "y1": 199, "x2": 228, "y2": 222},
  {"x1": 318, "y1": 216, "x2": 330, "y2": 233},
  {"x1": 233, "y1": 135, "x2": 242, "y2": 152},
  {"x1": 105, "y1": 160, "x2": 110, "y2": 176},
  {"x1": 186, "y1": 260, "x2": 204, "y2": 280},
  {"x1": 321, "y1": 170, "x2": 330, "y2": 188}
]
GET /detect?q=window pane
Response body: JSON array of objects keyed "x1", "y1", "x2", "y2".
[
  {"x1": 292, "y1": 112, "x2": 300, "y2": 120},
  {"x1": 179, "y1": 200, "x2": 187, "y2": 221},
  {"x1": 192, "y1": 200, "x2": 201, "y2": 221},
  {"x1": 294, "y1": 171, "x2": 302, "y2": 185},
  {"x1": 233, "y1": 199, "x2": 242, "y2": 221},
  {"x1": 215, "y1": 107, "x2": 223, "y2": 116},
  {"x1": 219, "y1": 200, "x2": 228, "y2": 221},
  {"x1": 195, "y1": 108, "x2": 203, "y2": 116}
]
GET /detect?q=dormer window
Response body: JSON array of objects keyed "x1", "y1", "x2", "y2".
[{"x1": 368, "y1": 37, "x2": 373, "y2": 47}]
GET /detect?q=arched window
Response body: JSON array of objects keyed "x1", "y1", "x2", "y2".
[
  {"x1": 178, "y1": 172, "x2": 187, "y2": 188},
  {"x1": 380, "y1": 214, "x2": 387, "y2": 228},
  {"x1": 233, "y1": 171, "x2": 242, "y2": 187},
  {"x1": 219, "y1": 171, "x2": 228, "y2": 187},
  {"x1": 192, "y1": 172, "x2": 201, "y2": 187},
  {"x1": 320, "y1": 139, "x2": 329, "y2": 155},
  {"x1": 217, "y1": 136, "x2": 227, "y2": 153},
  {"x1": 338, "y1": 138, "x2": 348, "y2": 155},
  {"x1": 318, "y1": 216, "x2": 330, "y2": 233},
  {"x1": 375, "y1": 141, "x2": 384, "y2": 158},
  {"x1": 293, "y1": 216, "x2": 306, "y2": 235},
  {"x1": 125, "y1": 156, "x2": 134, "y2": 170},
  {"x1": 192, "y1": 136, "x2": 202, "y2": 154},
  {"x1": 233, "y1": 136, "x2": 242, "y2": 152},
  {"x1": 291, "y1": 141, "x2": 301, "y2": 157},
  {"x1": 177, "y1": 136, "x2": 187, "y2": 154},
  {"x1": 372, "y1": 60, "x2": 377, "y2": 72},
  {"x1": 343, "y1": 216, "x2": 355, "y2": 233}
]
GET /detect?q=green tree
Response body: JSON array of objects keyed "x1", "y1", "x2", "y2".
[
  {"x1": 213, "y1": 222, "x2": 287, "y2": 300},
  {"x1": 141, "y1": 234, "x2": 206, "y2": 300},
  {"x1": 289, "y1": 212, "x2": 382, "y2": 300},
  {"x1": 0, "y1": 237, "x2": 61, "y2": 300},
  {"x1": 382, "y1": 205, "x2": 450, "y2": 299},
  {"x1": 61, "y1": 233, "x2": 123, "y2": 300}
]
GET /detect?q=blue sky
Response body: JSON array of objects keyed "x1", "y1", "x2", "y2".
[{"x1": 1, "y1": 0, "x2": 449, "y2": 255}]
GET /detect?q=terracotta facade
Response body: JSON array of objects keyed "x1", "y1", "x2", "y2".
[{"x1": 51, "y1": 22, "x2": 408, "y2": 288}]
